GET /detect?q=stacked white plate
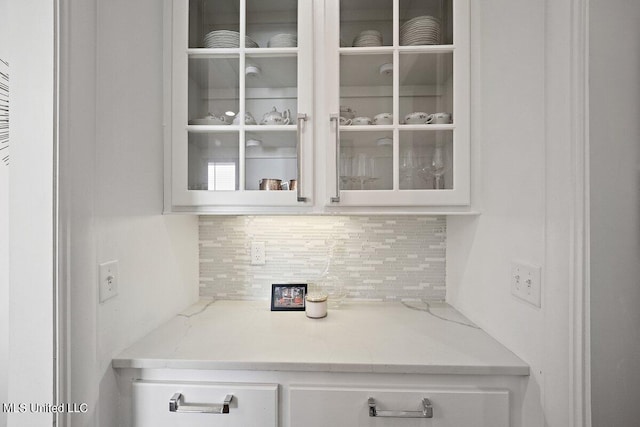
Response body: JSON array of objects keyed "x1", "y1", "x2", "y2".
[
  {"x1": 203, "y1": 30, "x2": 259, "y2": 48},
  {"x1": 267, "y1": 33, "x2": 297, "y2": 48},
  {"x1": 400, "y1": 16, "x2": 441, "y2": 46},
  {"x1": 352, "y1": 30, "x2": 383, "y2": 47}
]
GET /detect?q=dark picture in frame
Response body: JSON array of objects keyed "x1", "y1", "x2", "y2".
[{"x1": 271, "y1": 283, "x2": 307, "y2": 311}]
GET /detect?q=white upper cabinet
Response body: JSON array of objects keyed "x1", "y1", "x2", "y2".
[
  {"x1": 323, "y1": 0, "x2": 470, "y2": 207},
  {"x1": 166, "y1": 0, "x2": 314, "y2": 212},
  {"x1": 165, "y1": 0, "x2": 470, "y2": 213}
]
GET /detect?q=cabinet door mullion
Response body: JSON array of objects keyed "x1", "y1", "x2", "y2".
[
  {"x1": 392, "y1": 0, "x2": 400, "y2": 190},
  {"x1": 238, "y1": 0, "x2": 246, "y2": 192}
]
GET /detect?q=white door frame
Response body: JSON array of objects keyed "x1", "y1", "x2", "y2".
[
  {"x1": 7, "y1": 0, "x2": 58, "y2": 426},
  {"x1": 569, "y1": 0, "x2": 591, "y2": 426}
]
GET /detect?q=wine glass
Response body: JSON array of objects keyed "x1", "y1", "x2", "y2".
[
  {"x1": 423, "y1": 142, "x2": 450, "y2": 189},
  {"x1": 400, "y1": 148, "x2": 417, "y2": 187},
  {"x1": 364, "y1": 156, "x2": 379, "y2": 189},
  {"x1": 340, "y1": 154, "x2": 352, "y2": 190},
  {"x1": 353, "y1": 153, "x2": 369, "y2": 190}
]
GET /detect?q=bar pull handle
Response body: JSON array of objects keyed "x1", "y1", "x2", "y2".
[
  {"x1": 368, "y1": 397, "x2": 433, "y2": 418},
  {"x1": 330, "y1": 113, "x2": 341, "y2": 203},
  {"x1": 169, "y1": 393, "x2": 233, "y2": 414},
  {"x1": 296, "y1": 113, "x2": 309, "y2": 202}
]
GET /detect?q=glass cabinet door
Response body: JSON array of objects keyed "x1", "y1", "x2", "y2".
[
  {"x1": 326, "y1": 0, "x2": 470, "y2": 207},
  {"x1": 170, "y1": 0, "x2": 313, "y2": 208}
]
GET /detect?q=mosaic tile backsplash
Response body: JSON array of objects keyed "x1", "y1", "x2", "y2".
[{"x1": 199, "y1": 216, "x2": 446, "y2": 302}]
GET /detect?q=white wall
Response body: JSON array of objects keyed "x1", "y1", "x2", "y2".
[
  {"x1": 59, "y1": 0, "x2": 199, "y2": 425},
  {"x1": 589, "y1": 0, "x2": 640, "y2": 425},
  {"x1": 447, "y1": 0, "x2": 576, "y2": 426},
  {"x1": 7, "y1": 0, "x2": 56, "y2": 425},
  {"x1": 0, "y1": 0, "x2": 8, "y2": 424}
]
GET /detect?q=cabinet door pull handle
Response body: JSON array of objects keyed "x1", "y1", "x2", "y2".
[
  {"x1": 330, "y1": 113, "x2": 341, "y2": 203},
  {"x1": 169, "y1": 393, "x2": 233, "y2": 414},
  {"x1": 296, "y1": 113, "x2": 309, "y2": 202},
  {"x1": 368, "y1": 397, "x2": 433, "y2": 418}
]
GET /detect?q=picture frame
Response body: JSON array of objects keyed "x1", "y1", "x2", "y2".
[{"x1": 270, "y1": 283, "x2": 308, "y2": 311}]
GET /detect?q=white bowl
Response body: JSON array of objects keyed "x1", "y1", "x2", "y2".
[
  {"x1": 245, "y1": 65, "x2": 261, "y2": 78},
  {"x1": 379, "y1": 63, "x2": 394, "y2": 76}
]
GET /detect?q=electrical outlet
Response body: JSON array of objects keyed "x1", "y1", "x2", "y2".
[
  {"x1": 251, "y1": 242, "x2": 266, "y2": 265},
  {"x1": 99, "y1": 261, "x2": 119, "y2": 303},
  {"x1": 510, "y1": 262, "x2": 541, "y2": 307}
]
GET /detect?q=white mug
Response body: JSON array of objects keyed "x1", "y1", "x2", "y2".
[
  {"x1": 352, "y1": 116, "x2": 372, "y2": 125},
  {"x1": 339, "y1": 117, "x2": 352, "y2": 126}
]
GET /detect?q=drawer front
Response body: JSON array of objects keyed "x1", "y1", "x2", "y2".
[
  {"x1": 133, "y1": 380, "x2": 278, "y2": 427},
  {"x1": 290, "y1": 386, "x2": 509, "y2": 427}
]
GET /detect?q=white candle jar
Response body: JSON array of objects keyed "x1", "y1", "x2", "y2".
[{"x1": 305, "y1": 293, "x2": 328, "y2": 319}]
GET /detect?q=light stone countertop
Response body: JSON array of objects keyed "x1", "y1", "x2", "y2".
[{"x1": 112, "y1": 299, "x2": 529, "y2": 376}]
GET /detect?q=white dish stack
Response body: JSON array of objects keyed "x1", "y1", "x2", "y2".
[
  {"x1": 267, "y1": 33, "x2": 297, "y2": 48},
  {"x1": 203, "y1": 30, "x2": 259, "y2": 48},
  {"x1": 352, "y1": 30, "x2": 383, "y2": 47},
  {"x1": 400, "y1": 16, "x2": 441, "y2": 46}
]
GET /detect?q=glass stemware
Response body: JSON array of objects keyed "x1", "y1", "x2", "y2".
[
  {"x1": 400, "y1": 148, "x2": 417, "y2": 187},
  {"x1": 340, "y1": 154, "x2": 353, "y2": 190},
  {"x1": 355, "y1": 153, "x2": 368, "y2": 189},
  {"x1": 351, "y1": 153, "x2": 378, "y2": 190},
  {"x1": 423, "y1": 142, "x2": 449, "y2": 189}
]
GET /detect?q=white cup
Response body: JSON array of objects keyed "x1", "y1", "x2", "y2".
[
  {"x1": 404, "y1": 112, "x2": 429, "y2": 124},
  {"x1": 339, "y1": 117, "x2": 352, "y2": 126},
  {"x1": 427, "y1": 112, "x2": 452, "y2": 124},
  {"x1": 352, "y1": 116, "x2": 372, "y2": 125},
  {"x1": 232, "y1": 112, "x2": 257, "y2": 125},
  {"x1": 373, "y1": 113, "x2": 393, "y2": 125}
]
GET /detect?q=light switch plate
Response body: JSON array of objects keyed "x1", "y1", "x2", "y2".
[
  {"x1": 510, "y1": 262, "x2": 541, "y2": 307},
  {"x1": 99, "y1": 261, "x2": 119, "y2": 302}
]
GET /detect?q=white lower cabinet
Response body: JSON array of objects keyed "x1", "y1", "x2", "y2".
[
  {"x1": 289, "y1": 386, "x2": 509, "y2": 427},
  {"x1": 118, "y1": 370, "x2": 524, "y2": 427},
  {"x1": 132, "y1": 380, "x2": 278, "y2": 427}
]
